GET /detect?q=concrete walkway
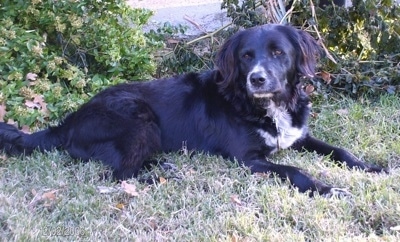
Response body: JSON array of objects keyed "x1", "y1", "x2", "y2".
[{"x1": 126, "y1": 0, "x2": 230, "y2": 36}]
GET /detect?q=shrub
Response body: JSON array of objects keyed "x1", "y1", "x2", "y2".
[{"x1": 0, "y1": 0, "x2": 163, "y2": 127}]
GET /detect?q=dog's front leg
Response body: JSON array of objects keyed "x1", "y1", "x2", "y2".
[
  {"x1": 242, "y1": 159, "x2": 336, "y2": 196},
  {"x1": 292, "y1": 134, "x2": 387, "y2": 173}
]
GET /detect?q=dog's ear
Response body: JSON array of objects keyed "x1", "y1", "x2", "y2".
[
  {"x1": 215, "y1": 31, "x2": 242, "y2": 91},
  {"x1": 294, "y1": 29, "x2": 323, "y2": 78}
]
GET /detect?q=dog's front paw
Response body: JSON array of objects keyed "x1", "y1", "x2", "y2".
[
  {"x1": 322, "y1": 187, "x2": 353, "y2": 198},
  {"x1": 364, "y1": 164, "x2": 389, "y2": 173}
]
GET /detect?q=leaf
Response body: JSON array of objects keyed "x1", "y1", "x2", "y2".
[
  {"x1": 26, "y1": 73, "x2": 38, "y2": 81},
  {"x1": 159, "y1": 177, "x2": 167, "y2": 185},
  {"x1": 0, "y1": 103, "x2": 6, "y2": 122},
  {"x1": 42, "y1": 190, "x2": 58, "y2": 200},
  {"x1": 121, "y1": 181, "x2": 139, "y2": 197},
  {"x1": 25, "y1": 100, "x2": 41, "y2": 109},
  {"x1": 25, "y1": 95, "x2": 49, "y2": 117},
  {"x1": 305, "y1": 84, "x2": 315, "y2": 95},
  {"x1": 230, "y1": 195, "x2": 242, "y2": 206},
  {"x1": 319, "y1": 71, "x2": 331, "y2": 84},
  {"x1": 116, "y1": 203, "x2": 125, "y2": 210},
  {"x1": 33, "y1": 94, "x2": 49, "y2": 116}
]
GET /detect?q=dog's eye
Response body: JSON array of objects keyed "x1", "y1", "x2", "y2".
[
  {"x1": 273, "y1": 50, "x2": 283, "y2": 56},
  {"x1": 242, "y1": 53, "x2": 252, "y2": 60}
]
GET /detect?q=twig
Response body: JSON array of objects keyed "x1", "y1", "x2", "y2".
[
  {"x1": 280, "y1": 0, "x2": 297, "y2": 24},
  {"x1": 186, "y1": 23, "x2": 232, "y2": 46},
  {"x1": 183, "y1": 15, "x2": 208, "y2": 34},
  {"x1": 309, "y1": 0, "x2": 337, "y2": 64}
]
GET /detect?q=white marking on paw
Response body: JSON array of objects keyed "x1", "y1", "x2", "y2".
[{"x1": 324, "y1": 187, "x2": 354, "y2": 198}]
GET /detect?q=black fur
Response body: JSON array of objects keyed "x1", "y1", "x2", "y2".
[{"x1": 0, "y1": 24, "x2": 385, "y2": 196}]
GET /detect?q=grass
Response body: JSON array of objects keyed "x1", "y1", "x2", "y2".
[{"x1": 1, "y1": 94, "x2": 399, "y2": 241}]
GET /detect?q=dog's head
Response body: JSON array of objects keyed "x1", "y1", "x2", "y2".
[{"x1": 216, "y1": 24, "x2": 322, "y2": 100}]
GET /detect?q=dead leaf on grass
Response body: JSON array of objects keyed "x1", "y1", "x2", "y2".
[
  {"x1": 28, "y1": 189, "x2": 59, "y2": 211},
  {"x1": 116, "y1": 203, "x2": 125, "y2": 210},
  {"x1": 42, "y1": 190, "x2": 58, "y2": 200},
  {"x1": 121, "y1": 181, "x2": 139, "y2": 197},
  {"x1": 230, "y1": 195, "x2": 242, "y2": 206},
  {"x1": 159, "y1": 177, "x2": 167, "y2": 185}
]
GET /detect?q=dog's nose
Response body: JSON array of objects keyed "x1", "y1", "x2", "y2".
[{"x1": 250, "y1": 72, "x2": 266, "y2": 87}]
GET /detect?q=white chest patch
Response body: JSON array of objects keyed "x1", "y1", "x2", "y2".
[{"x1": 257, "y1": 101, "x2": 305, "y2": 153}]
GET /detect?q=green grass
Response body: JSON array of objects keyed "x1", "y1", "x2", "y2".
[{"x1": 1, "y1": 95, "x2": 399, "y2": 241}]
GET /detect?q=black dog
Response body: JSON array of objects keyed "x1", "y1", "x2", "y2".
[{"x1": 0, "y1": 24, "x2": 385, "y2": 196}]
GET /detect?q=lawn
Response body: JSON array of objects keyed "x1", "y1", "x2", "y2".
[{"x1": 0, "y1": 94, "x2": 399, "y2": 241}]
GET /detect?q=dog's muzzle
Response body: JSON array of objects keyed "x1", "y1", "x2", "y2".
[{"x1": 247, "y1": 67, "x2": 281, "y2": 99}]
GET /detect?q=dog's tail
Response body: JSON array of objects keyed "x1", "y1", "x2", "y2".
[{"x1": 0, "y1": 122, "x2": 65, "y2": 156}]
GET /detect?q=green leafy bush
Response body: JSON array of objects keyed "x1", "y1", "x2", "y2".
[
  {"x1": 0, "y1": 0, "x2": 163, "y2": 127},
  {"x1": 220, "y1": 0, "x2": 400, "y2": 96}
]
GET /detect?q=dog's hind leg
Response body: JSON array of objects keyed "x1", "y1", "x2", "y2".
[
  {"x1": 63, "y1": 99, "x2": 162, "y2": 180},
  {"x1": 111, "y1": 119, "x2": 162, "y2": 180}
]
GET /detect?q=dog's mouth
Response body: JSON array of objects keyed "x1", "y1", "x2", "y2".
[{"x1": 252, "y1": 92, "x2": 274, "y2": 99}]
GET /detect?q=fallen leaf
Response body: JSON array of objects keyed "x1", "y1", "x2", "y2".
[
  {"x1": 24, "y1": 95, "x2": 49, "y2": 117},
  {"x1": 42, "y1": 190, "x2": 58, "y2": 200},
  {"x1": 26, "y1": 73, "x2": 38, "y2": 81},
  {"x1": 230, "y1": 195, "x2": 242, "y2": 206},
  {"x1": 121, "y1": 181, "x2": 139, "y2": 197},
  {"x1": 320, "y1": 71, "x2": 331, "y2": 84},
  {"x1": 116, "y1": 203, "x2": 125, "y2": 210},
  {"x1": 25, "y1": 100, "x2": 41, "y2": 109},
  {"x1": 305, "y1": 84, "x2": 315, "y2": 95},
  {"x1": 159, "y1": 177, "x2": 167, "y2": 185},
  {"x1": 33, "y1": 94, "x2": 49, "y2": 116}
]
